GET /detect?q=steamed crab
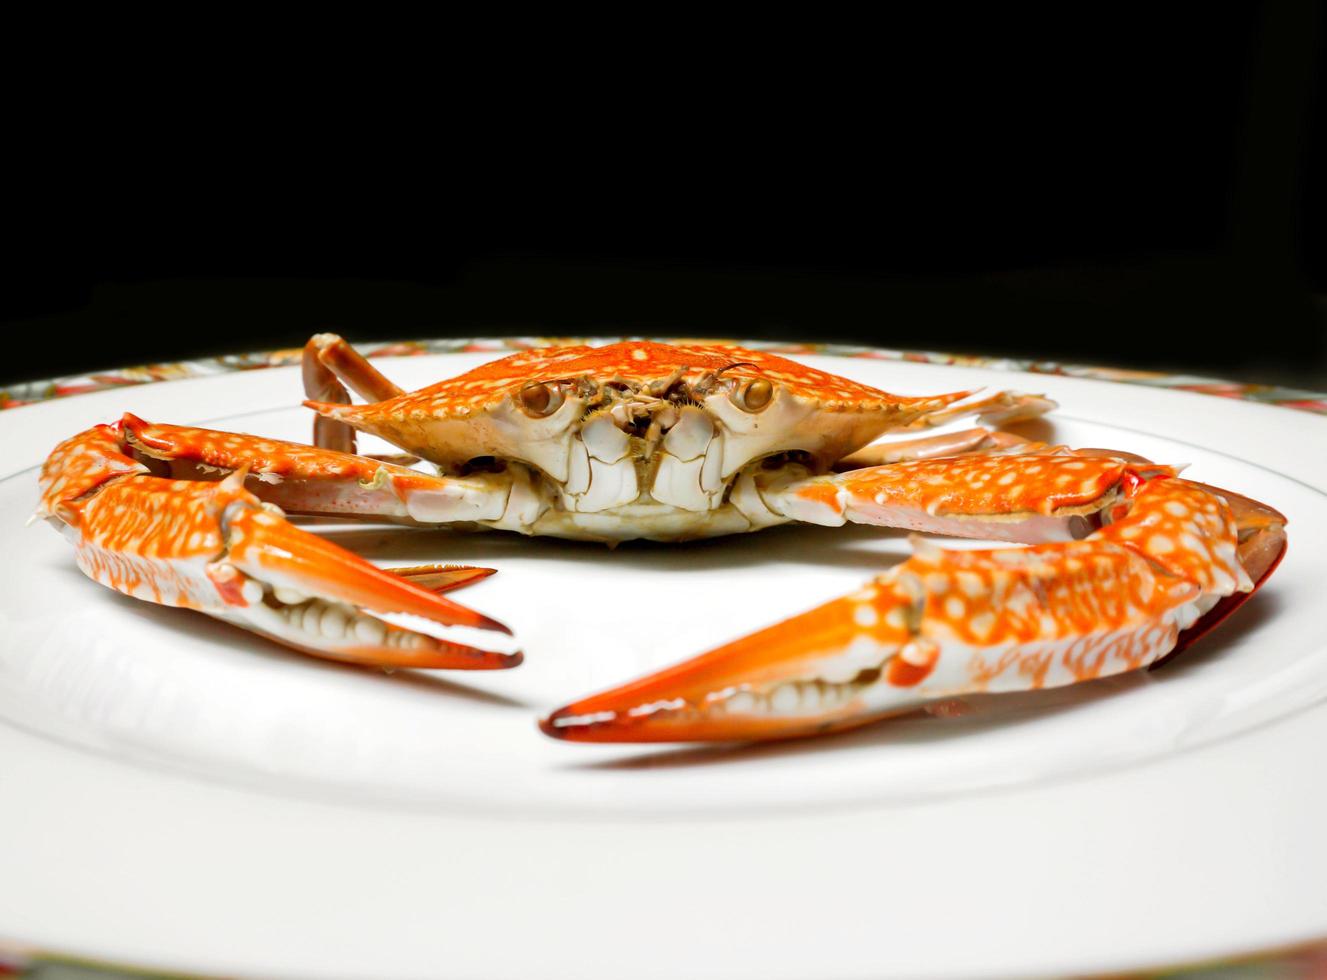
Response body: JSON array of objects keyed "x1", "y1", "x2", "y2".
[{"x1": 37, "y1": 337, "x2": 1287, "y2": 742}]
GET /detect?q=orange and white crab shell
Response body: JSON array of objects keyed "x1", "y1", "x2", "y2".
[{"x1": 307, "y1": 342, "x2": 1047, "y2": 541}]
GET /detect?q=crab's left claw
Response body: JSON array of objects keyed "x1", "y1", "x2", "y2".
[
  {"x1": 540, "y1": 584, "x2": 927, "y2": 742},
  {"x1": 1155, "y1": 482, "x2": 1287, "y2": 664},
  {"x1": 543, "y1": 465, "x2": 1286, "y2": 744},
  {"x1": 538, "y1": 538, "x2": 1202, "y2": 744}
]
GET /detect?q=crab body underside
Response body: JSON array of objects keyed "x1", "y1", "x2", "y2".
[{"x1": 37, "y1": 338, "x2": 1288, "y2": 743}]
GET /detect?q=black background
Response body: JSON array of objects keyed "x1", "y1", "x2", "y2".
[{"x1": 5, "y1": 6, "x2": 1323, "y2": 389}]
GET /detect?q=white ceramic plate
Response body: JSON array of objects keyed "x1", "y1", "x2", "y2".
[{"x1": 2, "y1": 348, "x2": 1325, "y2": 979}]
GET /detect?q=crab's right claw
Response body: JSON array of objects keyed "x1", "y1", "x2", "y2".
[
  {"x1": 52, "y1": 452, "x2": 520, "y2": 670},
  {"x1": 542, "y1": 471, "x2": 1286, "y2": 744},
  {"x1": 217, "y1": 494, "x2": 519, "y2": 669}
]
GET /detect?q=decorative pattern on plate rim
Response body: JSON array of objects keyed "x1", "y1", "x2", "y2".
[
  {"x1": 2, "y1": 337, "x2": 1325, "y2": 415},
  {"x1": 6, "y1": 930, "x2": 1327, "y2": 979}
]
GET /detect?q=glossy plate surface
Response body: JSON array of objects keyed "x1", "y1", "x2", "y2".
[{"x1": 1, "y1": 347, "x2": 1325, "y2": 979}]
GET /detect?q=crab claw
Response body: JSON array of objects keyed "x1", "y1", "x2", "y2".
[
  {"x1": 55, "y1": 457, "x2": 519, "y2": 671},
  {"x1": 542, "y1": 474, "x2": 1286, "y2": 743},
  {"x1": 1152, "y1": 482, "x2": 1287, "y2": 665},
  {"x1": 217, "y1": 496, "x2": 519, "y2": 669},
  {"x1": 540, "y1": 586, "x2": 920, "y2": 742}
]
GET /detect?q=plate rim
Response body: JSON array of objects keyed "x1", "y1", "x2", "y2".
[{"x1": 4, "y1": 335, "x2": 1324, "y2": 416}]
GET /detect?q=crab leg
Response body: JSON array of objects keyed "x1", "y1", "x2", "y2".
[
  {"x1": 834, "y1": 427, "x2": 1047, "y2": 470},
  {"x1": 902, "y1": 390, "x2": 1057, "y2": 431},
  {"x1": 541, "y1": 463, "x2": 1286, "y2": 742},
  {"x1": 390, "y1": 564, "x2": 497, "y2": 594},
  {"x1": 39, "y1": 423, "x2": 519, "y2": 669},
  {"x1": 758, "y1": 453, "x2": 1175, "y2": 544},
  {"x1": 120, "y1": 414, "x2": 523, "y2": 526}
]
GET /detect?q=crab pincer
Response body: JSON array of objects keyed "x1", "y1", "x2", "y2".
[
  {"x1": 541, "y1": 457, "x2": 1286, "y2": 742},
  {"x1": 38, "y1": 424, "x2": 517, "y2": 670}
]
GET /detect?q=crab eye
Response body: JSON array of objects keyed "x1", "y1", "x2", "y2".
[
  {"x1": 733, "y1": 378, "x2": 773, "y2": 412},
  {"x1": 518, "y1": 382, "x2": 565, "y2": 417}
]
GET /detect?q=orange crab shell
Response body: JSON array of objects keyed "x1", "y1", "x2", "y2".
[{"x1": 304, "y1": 341, "x2": 974, "y2": 470}]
